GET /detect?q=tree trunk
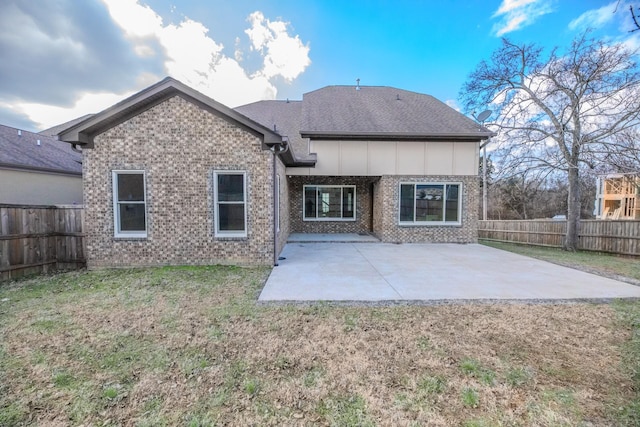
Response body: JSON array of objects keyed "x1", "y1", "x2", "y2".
[{"x1": 564, "y1": 166, "x2": 581, "y2": 251}]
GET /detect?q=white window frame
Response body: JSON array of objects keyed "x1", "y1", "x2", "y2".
[
  {"x1": 303, "y1": 185, "x2": 357, "y2": 222},
  {"x1": 398, "y1": 182, "x2": 462, "y2": 226},
  {"x1": 112, "y1": 170, "x2": 147, "y2": 238},
  {"x1": 214, "y1": 171, "x2": 248, "y2": 238}
]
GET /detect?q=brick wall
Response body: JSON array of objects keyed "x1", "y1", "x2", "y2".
[
  {"x1": 373, "y1": 175, "x2": 479, "y2": 243},
  {"x1": 83, "y1": 95, "x2": 275, "y2": 268},
  {"x1": 288, "y1": 176, "x2": 378, "y2": 234}
]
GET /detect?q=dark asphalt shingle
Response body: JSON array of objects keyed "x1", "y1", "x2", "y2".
[
  {"x1": 300, "y1": 85, "x2": 484, "y2": 134},
  {"x1": 234, "y1": 100, "x2": 310, "y2": 160}
]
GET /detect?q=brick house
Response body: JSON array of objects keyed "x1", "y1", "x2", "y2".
[{"x1": 59, "y1": 77, "x2": 491, "y2": 268}]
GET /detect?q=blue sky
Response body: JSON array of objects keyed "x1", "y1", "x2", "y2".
[{"x1": 1, "y1": 0, "x2": 638, "y2": 131}]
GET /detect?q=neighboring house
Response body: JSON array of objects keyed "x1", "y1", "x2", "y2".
[
  {"x1": 58, "y1": 77, "x2": 491, "y2": 268},
  {"x1": 0, "y1": 124, "x2": 82, "y2": 205},
  {"x1": 595, "y1": 173, "x2": 640, "y2": 219}
]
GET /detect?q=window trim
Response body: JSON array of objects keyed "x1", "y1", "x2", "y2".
[
  {"x1": 398, "y1": 182, "x2": 462, "y2": 226},
  {"x1": 213, "y1": 170, "x2": 248, "y2": 238},
  {"x1": 112, "y1": 170, "x2": 147, "y2": 238},
  {"x1": 303, "y1": 184, "x2": 356, "y2": 222}
]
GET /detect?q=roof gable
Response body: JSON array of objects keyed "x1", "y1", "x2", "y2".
[
  {"x1": 58, "y1": 77, "x2": 284, "y2": 148},
  {"x1": 0, "y1": 124, "x2": 82, "y2": 175}
]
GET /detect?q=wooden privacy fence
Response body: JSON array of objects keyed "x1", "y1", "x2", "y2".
[
  {"x1": 0, "y1": 205, "x2": 85, "y2": 281},
  {"x1": 479, "y1": 219, "x2": 640, "y2": 256}
]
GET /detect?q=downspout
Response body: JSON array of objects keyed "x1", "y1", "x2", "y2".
[{"x1": 270, "y1": 138, "x2": 289, "y2": 267}]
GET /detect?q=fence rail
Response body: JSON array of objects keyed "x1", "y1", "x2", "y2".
[
  {"x1": 0, "y1": 204, "x2": 85, "y2": 281},
  {"x1": 478, "y1": 219, "x2": 640, "y2": 256}
]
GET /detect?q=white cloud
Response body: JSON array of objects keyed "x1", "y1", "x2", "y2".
[
  {"x1": 445, "y1": 99, "x2": 461, "y2": 112},
  {"x1": 15, "y1": 92, "x2": 131, "y2": 130},
  {"x1": 99, "y1": 0, "x2": 310, "y2": 107},
  {"x1": 18, "y1": 1, "x2": 311, "y2": 129},
  {"x1": 494, "y1": 0, "x2": 538, "y2": 15},
  {"x1": 568, "y1": 1, "x2": 618, "y2": 31},
  {"x1": 492, "y1": 0, "x2": 554, "y2": 36},
  {"x1": 245, "y1": 11, "x2": 311, "y2": 81}
]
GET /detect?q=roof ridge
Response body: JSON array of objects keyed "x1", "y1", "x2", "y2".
[{"x1": 303, "y1": 85, "x2": 438, "y2": 97}]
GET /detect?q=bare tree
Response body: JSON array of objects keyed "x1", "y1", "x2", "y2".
[
  {"x1": 461, "y1": 31, "x2": 640, "y2": 251},
  {"x1": 629, "y1": 4, "x2": 640, "y2": 31}
]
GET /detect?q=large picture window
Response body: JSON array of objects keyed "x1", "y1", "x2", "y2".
[
  {"x1": 214, "y1": 171, "x2": 247, "y2": 237},
  {"x1": 112, "y1": 170, "x2": 147, "y2": 238},
  {"x1": 399, "y1": 182, "x2": 461, "y2": 225},
  {"x1": 304, "y1": 185, "x2": 355, "y2": 221}
]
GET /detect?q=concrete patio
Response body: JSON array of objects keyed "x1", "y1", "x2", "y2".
[{"x1": 260, "y1": 242, "x2": 640, "y2": 302}]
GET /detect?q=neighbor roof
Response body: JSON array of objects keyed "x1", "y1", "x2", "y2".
[{"x1": 0, "y1": 124, "x2": 82, "y2": 175}]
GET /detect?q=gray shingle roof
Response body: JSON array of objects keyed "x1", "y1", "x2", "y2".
[
  {"x1": 300, "y1": 86, "x2": 490, "y2": 137},
  {"x1": 236, "y1": 85, "x2": 491, "y2": 160},
  {"x1": 0, "y1": 124, "x2": 82, "y2": 174},
  {"x1": 234, "y1": 100, "x2": 311, "y2": 161}
]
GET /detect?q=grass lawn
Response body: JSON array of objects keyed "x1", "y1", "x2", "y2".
[
  {"x1": 481, "y1": 240, "x2": 640, "y2": 283},
  {"x1": 0, "y1": 258, "x2": 639, "y2": 426}
]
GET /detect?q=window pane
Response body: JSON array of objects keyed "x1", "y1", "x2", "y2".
[
  {"x1": 445, "y1": 184, "x2": 460, "y2": 222},
  {"x1": 119, "y1": 204, "x2": 146, "y2": 231},
  {"x1": 416, "y1": 184, "x2": 443, "y2": 222},
  {"x1": 217, "y1": 174, "x2": 244, "y2": 202},
  {"x1": 218, "y1": 204, "x2": 245, "y2": 231},
  {"x1": 319, "y1": 187, "x2": 342, "y2": 218},
  {"x1": 117, "y1": 174, "x2": 144, "y2": 202},
  {"x1": 343, "y1": 187, "x2": 355, "y2": 218},
  {"x1": 400, "y1": 184, "x2": 414, "y2": 222},
  {"x1": 304, "y1": 187, "x2": 316, "y2": 218}
]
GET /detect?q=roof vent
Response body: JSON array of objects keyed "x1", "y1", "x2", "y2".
[
  {"x1": 396, "y1": 94, "x2": 400, "y2": 101},
  {"x1": 37, "y1": 139, "x2": 41, "y2": 146},
  {"x1": 356, "y1": 78, "x2": 360, "y2": 91},
  {"x1": 17, "y1": 129, "x2": 21, "y2": 136}
]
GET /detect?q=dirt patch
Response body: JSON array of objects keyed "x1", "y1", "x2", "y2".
[{"x1": 0, "y1": 267, "x2": 633, "y2": 426}]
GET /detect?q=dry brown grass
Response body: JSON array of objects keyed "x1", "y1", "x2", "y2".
[{"x1": 0, "y1": 265, "x2": 636, "y2": 426}]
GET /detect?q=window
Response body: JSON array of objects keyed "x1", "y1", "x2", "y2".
[
  {"x1": 303, "y1": 185, "x2": 355, "y2": 221},
  {"x1": 214, "y1": 171, "x2": 247, "y2": 237},
  {"x1": 399, "y1": 182, "x2": 461, "y2": 225},
  {"x1": 112, "y1": 171, "x2": 147, "y2": 238}
]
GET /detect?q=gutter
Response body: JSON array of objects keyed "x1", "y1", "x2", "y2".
[{"x1": 299, "y1": 130, "x2": 495, "y2": 141}]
